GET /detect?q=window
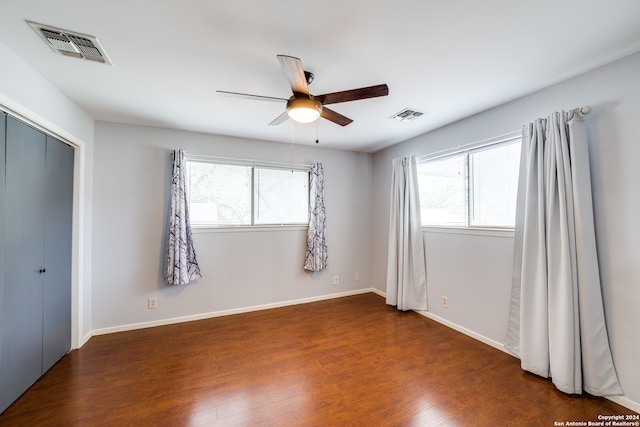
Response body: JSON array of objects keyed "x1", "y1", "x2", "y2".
[
  {"x1": 416, "y1": 139, "x2": 521, "y2": 228},
  {"x1": 186, "y1": 160, "x2": 309, "y2": 227},
  {"x1": 253, "y1": 167, "x2": 309, "y2": 225}
]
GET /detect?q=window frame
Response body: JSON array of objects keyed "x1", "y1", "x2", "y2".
[
  {"x1": 416, "y1": 132, "x2": 521, "y2": 234},
  {"x1": 185, "y1": 155, "x2": 311, "y2": 232}
]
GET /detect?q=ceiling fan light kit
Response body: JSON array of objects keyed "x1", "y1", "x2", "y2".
[
  {"x1": 287, "y1": 97, "x2": 322, "y2": 123},
  {"x1": 217, "y1": 55, "x2": 389, "y2": 127}
]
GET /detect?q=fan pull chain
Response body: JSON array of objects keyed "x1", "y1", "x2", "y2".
[
  {"x1": 291, "y1": 120, "x2": 295, "y2": 172},
  {"x1": 316, "y1": 119, "x2": 319, "y2": 144}
]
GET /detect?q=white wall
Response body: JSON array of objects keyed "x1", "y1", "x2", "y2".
[
  {"x1": 91, "y1": 122, "x2": 373, "y2": 331},
  {"x1": 0, "y1": 42, "x2": 94, "y2": 348},
  {"x1": 3, "y1": 34, "x2": 638, "y2": 409},
  {"x1": 371, "y1": 52, "x2": 640, "y2": 408}
]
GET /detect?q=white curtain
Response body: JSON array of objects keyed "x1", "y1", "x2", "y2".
[
  {"x1": 386, "y1": 156, "x2": 428, "y2": 311},
  {"x1": 165, "y1": 148, "x2": 202, "y2": 285},
  {"x1": 505, "y1": 111, "x2": 622, "y2": 396},
  {"x1": 304, "y1": 163, "x2": 328, "y2": 272}
]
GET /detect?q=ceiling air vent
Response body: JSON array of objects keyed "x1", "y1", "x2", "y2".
[
  {"x1": 390, "y1": 108, "x2": 425, "y2": 122},
  {"x1": 28, "y1": 21, "x2": 111, "y2": 65}
]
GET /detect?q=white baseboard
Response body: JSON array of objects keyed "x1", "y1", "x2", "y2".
[
  {"x1": 414, "y1": 309, "x2": 515, "y2": 356},
  {"x1": 89, "y1": 287, "x2": 639, "y2": 414},
  {"x1": 387, "y1": 293, "x2": 639, "y2": 413},
  {"x1": 606, "y1": 395, "x2": 640, "y2": 414},
  {"x1": 78, "y1": 331, "x2": 92, "y2": 349},
  {"x1": 416, "y1": 312, "x2": 640, "y2": 412},
  {"x1": 91, "y1": 287, "x2": 376, "y2": 336},
  {"x1": 370, "y1": 287, "x2": 386, "y2": 298},
  {"x1": 373, "y1": 288, "x2": 509, "y2": 352}
]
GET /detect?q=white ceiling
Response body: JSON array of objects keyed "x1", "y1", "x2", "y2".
[{"x1": 1, "y1": 0, "x2": 640, "y2": 153}]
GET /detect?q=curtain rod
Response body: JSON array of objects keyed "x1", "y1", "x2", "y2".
[
  {"x1": 567, "y1": 105, "x2": 591, "y2": 120},
  {"x1": 577, "y1": 105, "x2": 592, "y2": 114},
  {"x1": 415, "y1": 105, "x2": 591, "y2": 163},
  {"x1": 184, "y1": 153, "x2": 313, "y2": 171}
]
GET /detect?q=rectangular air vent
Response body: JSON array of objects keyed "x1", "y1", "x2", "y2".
[
  {"x1": 390, "y1": 108, "x2": 426, "y2": 122},
  {"x1": 28, "y1": 21, "x2": 111, "y2": 65}
]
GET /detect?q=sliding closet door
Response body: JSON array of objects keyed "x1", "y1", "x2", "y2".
[
  {"x1": 42, "y1": 135, "x2": 74, "y2": 372},
  {"x1": 1, "y1": 117, "x2": 47, "y2": 411}
]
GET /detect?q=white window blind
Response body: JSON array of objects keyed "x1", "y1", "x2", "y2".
[
  {"x1": 469, "y1": 142, "x2": 521, "y2": 228},
  {"x1": 254, "y1": 167, "x2": 309, "y2": 225}
]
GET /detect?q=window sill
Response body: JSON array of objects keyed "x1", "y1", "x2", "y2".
[
  {"x1": 422, "y1": 226, "x2": 514, "y2": 238},
  {"x1": 192, "y1": 225, "x2": 308, "y2": 234}
]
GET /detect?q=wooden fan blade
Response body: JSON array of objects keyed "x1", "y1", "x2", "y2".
[
  {"x1": 216, "y1": 90, "x2": 287, "y2": 103},
  {"x1": 268, "y1": 111, "x2": 290, "y2": 126},
  {"x1": 321, "y1": 107, "x2": 353, "y2": 126},
  {"x1": 277, "y1": 55, "x2": 309, "y2": 95},
  {"x1": 315, "y1": 84, "x2": 389, "y2": 105}
]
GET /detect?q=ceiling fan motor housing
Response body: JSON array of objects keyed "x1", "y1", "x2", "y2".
[
  {"x1": 304, "y1": 71, "x2": 314, "y2": 84},
  {"x1": 217, "y1": 55, "x2": 388, "y2": 126},
  {"x1": 286, "y1": 96, "x2": 322, "y2": 123}
]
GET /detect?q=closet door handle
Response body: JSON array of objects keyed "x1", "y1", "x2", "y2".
[{"x1": 39, "y1": 268, "x2": 46, "y2": 274}]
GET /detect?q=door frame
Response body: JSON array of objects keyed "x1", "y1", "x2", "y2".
[{"x1": 1, "y1": 103, "x2": 90, "y2": 350}]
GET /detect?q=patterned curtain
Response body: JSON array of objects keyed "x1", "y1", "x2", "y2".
[
  {"x1": 165, "y1": 148, "x2": 202, "y2": 285},
  {"x1": 304, "y1": 163, "x2": 328, "y2": 272}
]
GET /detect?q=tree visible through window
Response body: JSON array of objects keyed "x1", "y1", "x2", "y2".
[
  {"x1": 416, "y1": 153, "x2": 468, "y2": 227},
  {"x1": 186, "y1": 160, "x2": 309, "y2": 227}
]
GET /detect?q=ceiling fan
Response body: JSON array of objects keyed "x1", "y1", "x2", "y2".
[{"x1": 217, "y1": 55, "x2": 389, "y2": 126}]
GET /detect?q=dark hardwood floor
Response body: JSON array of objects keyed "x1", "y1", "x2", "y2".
[{"x1": 0, "y1": 293, "x2": 635, "y2": 426}]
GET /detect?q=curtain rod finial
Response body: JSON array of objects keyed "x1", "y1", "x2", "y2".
[{"x1": 581, "y1": 106, "x2": 592, "y2": 115}]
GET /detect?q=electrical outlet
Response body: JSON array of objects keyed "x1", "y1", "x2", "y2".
[
  {"x1": 148, "y1": 297, "x2": 158, "y2": 309},
  {"x1": 354, "y1": 273, "x2": 360, "y2": 282},
  {"x1": 441, "y1": 296, "x2": 448, "y2": 308},
  {"x1": 333, "y1": 275, "x2": 339, "y2": 285}
]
